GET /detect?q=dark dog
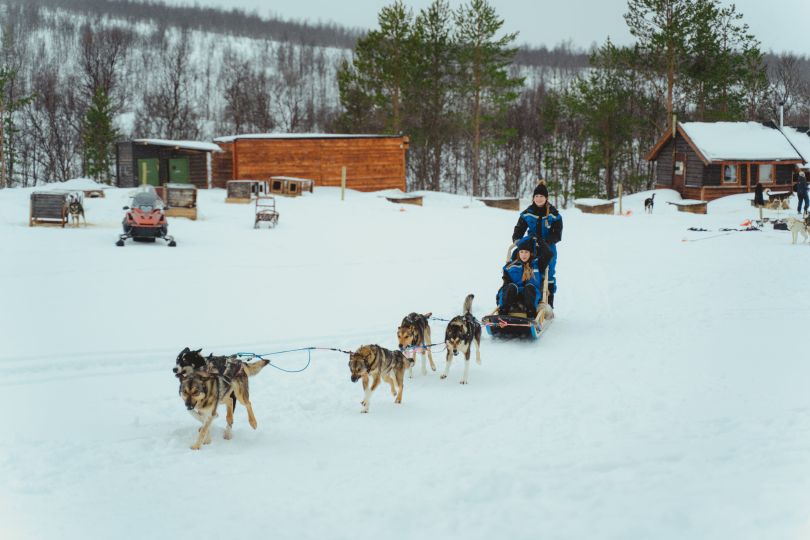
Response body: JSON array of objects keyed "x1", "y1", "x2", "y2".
[
  {"x1": 397, "y1": 312, "x2": 435, "y2": 378},
  {"x1": 175, "y1": 347, "x2": 269, "y2": 450},
  {"x1": 348, "y1": 344, "x2": 414, "y2": 413},
  {"x1": 442, "y1": 294, "x2": 482, "y2": 384},
  {"x1": 644, "y1": 193, "x2": 655, "y2": 214},
  {"x1": 68, "y1": 196, "x2": 86, "y2": 226}
]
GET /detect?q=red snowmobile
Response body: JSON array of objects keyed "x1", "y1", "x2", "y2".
[{"x1": 116, "y1": 188, "x2": 176, "y2": 247}]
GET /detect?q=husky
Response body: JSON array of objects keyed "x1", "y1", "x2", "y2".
[
  {"x1": 397, "y1": 312, "x2": 435, "y2": 378},
  {"x1": 442, "y1": 294, "x2": 482, "y2": 384},
  {"x1": 348, "y1": 344, "x2": 414, "y2": 413},
  {"x1": 787, "y1": 216, "x2": 810, "y2": 244},
  {"x1": 644, "y1": 193, "x2": 655, "y2": 214},
  {"x1": 175, "y1": 347, "x2": 269, "y2": 450}
]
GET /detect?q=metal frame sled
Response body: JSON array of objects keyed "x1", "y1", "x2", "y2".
[{"x1": 484, "y1": 242, "x2": 554, "y2": 340}]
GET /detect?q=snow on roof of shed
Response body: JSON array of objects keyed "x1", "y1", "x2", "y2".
[
  {"x1": 779, "y1": 126, "x2": 810, "y2": 166},
  {"x1": 133, "y1": 139, "x2": 222, "y2": 152},
  {"x1": 213, "y1": 133, "x2": 403, "y2": 143},
  {"x1": 679, "y1": 122, "x2": 802, "y2": 162}
]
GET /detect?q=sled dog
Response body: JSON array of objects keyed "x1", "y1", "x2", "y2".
[
  {"x1": 442, "y1": 294, "x2": 482, "y2": 384},
  {"x1": 175, "y1": 347, "x2": 268, "y2": 450},
  {"x1": 644, "y1": 193, "x2": 655, "y2": 214},
  {"x1": 787, "y1": 216, "x2": 810, "y2": 244},
  {"x1": 348, "y1": 344, "x2": 414, "y2": 413},
  {"x1": 397, "y1": 312, "x2": 435, "y2": 377},
  {"x1": 68, "y1": 197, "x2": 86, "y2": 227}
]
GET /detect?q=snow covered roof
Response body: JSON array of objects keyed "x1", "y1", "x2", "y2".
[
  {"x1": 646, "y1": 122, "x2": 804, "y2": 163},
  {"x1": 779, "y1": 126, "x2": 810, "y2": 166},
  {"x1": 132, "y1": 139, "x2": 222, "y2": 152},
  {"x1": 214, "y1": 133, "x2": 403, "y2": 143},
  {"x1": 679, "y1": 122, "x2": 802, "y2": 162}
]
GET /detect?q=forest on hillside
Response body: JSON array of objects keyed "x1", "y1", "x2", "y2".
[{"x1": 0, "y1": 0, "x2": 808, "y2": 202}]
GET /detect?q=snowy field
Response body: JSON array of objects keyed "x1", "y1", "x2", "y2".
[{"x1": 1, "y1": 182, "x2": 809, "y2": 540}]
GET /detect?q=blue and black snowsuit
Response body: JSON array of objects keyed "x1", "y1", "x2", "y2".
[
  {"x1": 512, "y1": 202, "x2": 562, "y2": 306},
  {"x1": 796, "y1": 174, "x2": 809, "y2": 214},
  {"x1": 497, "y1": 238, "x2": 547, "y2": 316}
]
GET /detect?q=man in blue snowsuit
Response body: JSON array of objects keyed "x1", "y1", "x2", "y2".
[
  {"x1": 497, "y1": 236, "x2": 551, "y2": 318},
  {"x1": 512, "y1": 183, "x2": 562, "y2": 308}
]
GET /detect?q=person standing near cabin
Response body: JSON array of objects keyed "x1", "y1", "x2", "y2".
[
  {"x1": 512, "y1": 182, "x2": 562, "y2": 308},
  {"x1": 796, "y1": 171, "x2": 809, "y2": 215},
  {"x1": 754, "y1": 182, "x2": 764, "y2": 207}
]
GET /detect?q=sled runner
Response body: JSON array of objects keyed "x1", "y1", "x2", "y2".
[{"x1": 483, "y1": 242, "x2": 554, "y2": 340}]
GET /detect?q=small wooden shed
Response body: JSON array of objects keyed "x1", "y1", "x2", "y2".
[
  {"x1": 212, "y1": 134, "x2": 408, "y2": 192},
  {"x1": 116, "y1": 139, "x2": 222, "y2": 189},
  {"x1": 645, "y1": 122, "x2": 803, "y2": 201}
]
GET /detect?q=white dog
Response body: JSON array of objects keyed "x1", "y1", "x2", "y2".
[{"x1": 787, "y1": 217, "x2": 810, "y2": 244}]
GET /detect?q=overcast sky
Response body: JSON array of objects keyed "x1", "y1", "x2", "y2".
[{"x1": 162, "y1": 0, "x2": 810, "y2": 55}]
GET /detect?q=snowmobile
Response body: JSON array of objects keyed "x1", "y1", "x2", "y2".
[
  {"x1": 482, "y1": 242, "x2": 553, "y2": 339},
  {"x1": 116, "y1": 187, "x2": 176, "y2": 247}
]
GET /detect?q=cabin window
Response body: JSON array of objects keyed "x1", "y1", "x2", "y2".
[
  {"x1": 722, "y1": 164, "x2": 738, "y2": 184},
  {"x1": 674, "y1": 161, "x2": 685, "y2": 176},
  {"x1": 758, "y1": 164, "x2": 773, "y2": 183}
]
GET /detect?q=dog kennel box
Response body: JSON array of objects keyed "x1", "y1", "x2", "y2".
[
  {"x1": 29, "y1": 192, "x2": 69, "y2": 227},
  {"x1": 226, "y1": 180, "x2": 270, "y2": 203},
  {"x1": 165, "y1": 183, "x2": 198, "y2": 220}
]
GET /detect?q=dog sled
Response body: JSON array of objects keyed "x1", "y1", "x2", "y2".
[
  {"x1": 482, "y1": 242, "x2": 554, "y2": 340},
  {"x1": 116, "y1": 186, "x2": 176, "y2": 247}
]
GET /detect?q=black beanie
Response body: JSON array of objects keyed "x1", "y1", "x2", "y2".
[{"x1": 533, "y1": 183, "x2": 548, "y2": 198}]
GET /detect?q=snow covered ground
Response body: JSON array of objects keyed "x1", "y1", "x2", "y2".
[{"x1": 1, "y1": 183, "x2": 809, "y2": 540}]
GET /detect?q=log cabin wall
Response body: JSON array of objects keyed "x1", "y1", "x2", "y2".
[
  {"x1": 116, "y1": 142, "x2": 209, "y2": 188},
  {"x1": 654, "y1": 137, "x2": 704, "y2": 188},
  {"x1": 212, "y1": 136, "x2": 408, "y2": 191}
]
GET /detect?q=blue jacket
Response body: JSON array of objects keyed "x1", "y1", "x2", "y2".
[
  {"x1": 512, "y1": 203, "x2": 562, "y2": 244},
  {"x1": 797, "y1": 177, "x2": 808, "y2": 196},
  {"x1": 502, "y1": 258, "x2": 542, "y2": 292}
]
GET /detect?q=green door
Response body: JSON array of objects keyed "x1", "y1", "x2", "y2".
[
  {"x1": 169, "y1": 158, "x2": 190, "y2": 183},
  {"x1": 137, "y1": 159, "x2": 159, "y2": 186}
]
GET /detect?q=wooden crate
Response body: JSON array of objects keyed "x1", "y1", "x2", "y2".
[
  {"x1": 30, "y1": 192, "x2": 69, "y2": 227},
  {"x1": 83, "y1": 189, "x2": 105, "y2": 198},
  {"x1": 165, "y1": 184, "x2": 198, "y2": 220},
  {"x1": 574, "y1": 201, "x2": 615, "y2": 214},
  {"x1": 270, "y1": 176, "x2": 314, "y2": 197},
  {"x1": 226, "y1": 180, "x2": 255, "y2": 203},
  {"x1": 478, "y1": 197, "x2": 520, "y2": 211},
  {"x1": 385, "y1": 195, "x2": 423, "y2": 206},
  {"x1": 668, "y1": 201, "x2": 708, "y2": 214}
]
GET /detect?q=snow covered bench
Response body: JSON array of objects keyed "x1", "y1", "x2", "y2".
[
  {"x1": 668, "y1": 199, "x2": 708, "y2": 214},
  {"x1": 29, "y1": 192, "x2": 69, "y2": 227},
  {"x1": 574, "y1": 198, "x2": 615, "y2": 215},
  {"x1": 477, "y1": 197, "x2": 520, "y2": 211}
]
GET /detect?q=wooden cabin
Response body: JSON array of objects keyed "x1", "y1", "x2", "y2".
[
  {"x1": 212, "y1": 134, "x2": 408, "y2": 192},
  {"x1": 116, "y1": 139, "x2": 222, "y2": 189},
  {"x1": 645, "y1": 122, "x2": 804, "y2": 201}
]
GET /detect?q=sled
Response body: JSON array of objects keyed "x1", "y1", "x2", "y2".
[{"x1": 484, "y1": 241, "x2": 554, "y2": 340}]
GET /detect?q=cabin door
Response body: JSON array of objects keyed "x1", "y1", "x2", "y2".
[
  {"x1": 673, "y1": 153, "x2": 686, "y2": 190},
  {"x1": 137, "y1": 159, "x2": 159, "y2": 186}
]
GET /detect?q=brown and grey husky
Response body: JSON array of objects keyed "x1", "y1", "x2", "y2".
[
  {"x1": 348, "y1": 344, "x2": 414, "y2": 413},
  {"x1": 397, "y1": 312, "x2": 435, "y2": 378},
  {"x1": 442, "y1": 294, "x2": 482, "y2": 384},
  {"x1": 176, "y1": 349, "x2": 269, "y2": 450}
]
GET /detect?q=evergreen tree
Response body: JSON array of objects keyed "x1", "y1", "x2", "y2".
[
  {"x1": 454, "y1": 0, "x2": 522, "y2": 196},
  {"x1": 624, "y1": 0, "x2": 694, "y2": 123},
  {"x1": 405, "y1": 0, "x2": 457, "y2": 191},
  {"x1": 82, "y1": 87, "x2": 118, "y2": 184}
]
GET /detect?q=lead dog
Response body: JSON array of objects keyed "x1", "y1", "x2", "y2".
[
  {"x1": 442, "y1": 294, "x2": 482, "y2": 384},
  {"x1": 397, "y1": 312, "x2": 435, "y2": 378},
  {"x1": 175, "y1": 347, "x2": 268, "y2": 450},
  {"x1": 787, "y1": 216, "x2": 810, "y2": 244},
  {"x1": 348, "y1": 344, "x2": 414, "y2": 413}
]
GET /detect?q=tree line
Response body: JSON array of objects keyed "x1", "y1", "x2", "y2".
[{"x1": 0, "y1": 0, "x2": 809, "y2": 200}]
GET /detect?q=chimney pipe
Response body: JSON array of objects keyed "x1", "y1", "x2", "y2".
[{"x1": 779, "y1": 103, "x2": 784, "y2": 128}]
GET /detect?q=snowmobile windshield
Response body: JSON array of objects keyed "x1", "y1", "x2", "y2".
[{"x1": 132, "y1": 192, "x2": 162, "y2": 212}]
